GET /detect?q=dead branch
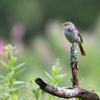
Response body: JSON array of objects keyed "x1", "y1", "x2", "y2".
[
  {"x1": 35, "y1": 78, "x2": 99, "y2": 100},
  {"x1": 35, "y1": 43, "x2": 99, "y2": 100},
  {"x1": 70, "y1": 43, "x2": 79, "y2": 87}
]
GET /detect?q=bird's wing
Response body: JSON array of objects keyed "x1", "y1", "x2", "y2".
[{"x1": 78, "y1": 32, "x2": 83, "y2": 43}]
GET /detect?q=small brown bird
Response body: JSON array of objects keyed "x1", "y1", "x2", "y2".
[{"x1": 62, "y1": 21, "x2": 86, "y2": 56}]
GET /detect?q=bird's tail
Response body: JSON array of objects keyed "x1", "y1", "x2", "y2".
[{"x1": 78, "y1": 43, "x2": 86, "y2": 56}]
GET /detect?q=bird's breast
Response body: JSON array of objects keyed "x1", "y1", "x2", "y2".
[{"x1": 64, "y1": 29, "x2": 80, "y2": 43}]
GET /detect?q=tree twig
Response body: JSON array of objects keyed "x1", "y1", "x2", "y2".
[{"x1": 70, "y1": 43, "x2": 79, "y2": 87}]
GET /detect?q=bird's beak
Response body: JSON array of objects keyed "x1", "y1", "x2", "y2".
[{"x1": 62, "y1": 23, "x2": 68, "y2": 27}]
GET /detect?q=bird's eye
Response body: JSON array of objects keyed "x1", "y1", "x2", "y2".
[{"x1": 67, "y1": 22, "x2": 69, "y2": 25}]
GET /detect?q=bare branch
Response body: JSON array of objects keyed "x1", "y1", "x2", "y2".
[
  {"x1": 35, "y1": 78, "x2": 99, "y2": 100},
  {"x1": 70, "y1": 43, "x2": 79, "y2": 87}
]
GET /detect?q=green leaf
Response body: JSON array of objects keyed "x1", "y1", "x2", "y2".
[
  {"x1": 53, "y1": 65, "x2": 57, "y2": 69},
  {"x1": 56, "y1": 74, "x2": 66, "y2": 79},
  {"x1": 9, "y1": 57, "x2": 17, "y2": 65},
  {"x1": 13, "y1": 68, "x2": 25, "y2": 77},
  {"x1": 45, "y1": 78, "x2": 50, "y2": 83},
  {"x1": 0, "y1": 75, "x2": 5, "y2": 79},
  {"x1": 0, "y1": 60, "x2": 10, "y2": 71},
  {"x1": 0, "y1": 52, "x2": 8, "y2": 59},
  {"x1": 76, "y1": 98, "x2": 79, "y2": 100},
  {"x1": 53, "y1": 77, "x2": 62, "y2": 85},
  {"x1": 4, "y1": 83, "x2": 8, "y2": 87},
  {"x1": 56, "y1": 58, "x2": 60, "y2": 67},
  {"x1": 9, "y1": 76, "x2": 14, "y2": 85},
  {"x1": 14, "y1": 62, "x2": 25, "y2": 70},
  {"x1": 4, "y1": 45, "x2": 9, "y2": 52},
  {"x1": 11, "y1": 50, "x2": 18, "y2": 57},
  {"x1": 45, "y1": 71, "x2": 53, "y2": 80},
  {"x1": 56, "y1": 67, "x2": 62, "y2": 72},
  {"x1": 35, "y1": 87, "x2": 40, "y2": 99},
  {"x1": 52, "y1": 66, "x2": 56, "y2": 78},
  {"x1": 33, "y1": 87, "x2": 39, "y2": 92},
  {"x1": 13, "y1": 95, "x2": 18, "y2": 100},
  {"x1": 13, "y1": 88, "x2": 19, "y2": 95},
  {"x1": 13, "y1": 81, "x2": 24, "y2": 85}
]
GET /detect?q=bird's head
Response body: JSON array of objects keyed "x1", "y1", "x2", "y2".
[{"x1": 62, "y1": 22, "x2": 75, "y2": 28}]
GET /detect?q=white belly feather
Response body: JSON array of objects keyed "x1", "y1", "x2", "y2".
[{"x1": 64, "y1": 28, "x2": 80, "y2": 43}]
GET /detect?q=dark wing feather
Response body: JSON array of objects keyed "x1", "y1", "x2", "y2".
[
  {"x1": 78, "y1": 32, "x2": 83, "y2": 43},
  {"x1": 75, "y1": 27, "x2": 83, "y2": 43}
]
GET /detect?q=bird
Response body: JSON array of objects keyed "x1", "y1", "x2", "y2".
[{"x1": 62, "y1": 21, "x2": 86, "y2": 56}]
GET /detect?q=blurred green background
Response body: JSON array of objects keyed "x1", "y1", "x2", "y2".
[{"x1": 0, "y1": 0, "x2": 100, "y2": 95}]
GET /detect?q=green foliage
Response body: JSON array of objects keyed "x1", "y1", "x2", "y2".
[
  {"x1": 0, "y1": 45, "x2": 67, "y2": 100},
  {"x1": 0, "y1": 44, "x2": 25, "y2": 100},
  {"x1": 42, "y1": 59, "x2": 66, "y2": 100},
  {"x1": 45, "y1": 59, "x2": 66, "y2": 86}
]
